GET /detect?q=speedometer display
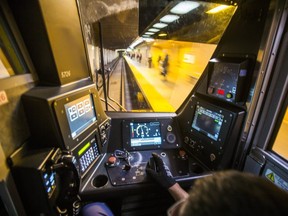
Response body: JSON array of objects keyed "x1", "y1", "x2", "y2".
[{"x1": 130, "y1": 122, "x2": 162, "y2": 147}]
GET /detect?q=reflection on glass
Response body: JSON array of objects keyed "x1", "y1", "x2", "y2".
[
  {"x1": 170, "y1": 1, "x2": 200, "y2": 15},
  {"x1": 272, "y1": 107, "x2": 288, "y2": 159},
  {"x1": 153, "y1": 23, "x2": 168, "y2": 29},
  {"x1": 160, "y1": 14, "x2": 180, "y2": 23}
]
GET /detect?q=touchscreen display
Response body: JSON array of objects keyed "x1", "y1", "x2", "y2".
[
  {"x1": 64, "y1": 94, "x2": 96, "y2": 139},
  {"x1": 130, "y1": 122, "x2": 162, "y2": 147},
  {"x1": 192, "y1": 105, "x2": 224, "y2": 141}
]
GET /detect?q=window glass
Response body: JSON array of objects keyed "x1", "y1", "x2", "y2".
[
  {"x1": 78, "y1": 0, "x2": 237, "y2": 112},
  {"x1": 0, "y1": 9, "x2": 28, "y2": 79},
  {"x1": 272, "y1": 107, "x2": 288, "y2": 159}
]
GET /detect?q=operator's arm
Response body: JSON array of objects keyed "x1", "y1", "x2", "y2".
[
  {"x1": 168, "y1": 183, "x2": 189, "y2": 201},
  {"x1": 146, "y1": 153, "x2": 189, "y2": 201}
]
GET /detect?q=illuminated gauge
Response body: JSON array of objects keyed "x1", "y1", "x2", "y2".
[{"x1": 136, "y1": 124, "x2": 149, "y2": 138}]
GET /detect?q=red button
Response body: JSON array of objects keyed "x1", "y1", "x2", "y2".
[
  {"x1": 108, "y1": 156, "x2": 117, "y2": 164},
  {"x1": 217, "y1": 89, "x2": 225, "y2": 95},
  {"x1": 179, "y1": 150, "x2": 186, "y2": 157}
]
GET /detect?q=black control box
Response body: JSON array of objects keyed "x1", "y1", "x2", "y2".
[{"x1": 9, "y1": 147, "x2": 61, "y2": 215}]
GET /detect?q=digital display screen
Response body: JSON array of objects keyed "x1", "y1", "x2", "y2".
[
  {"x1": 78, "y1": 142, "x2": 91, "y2": 156},
  {"x1": 64, "y1": 94, "x2": 96, "y2": 139},
  {"x1": 130, "y1": 122, "x2": 162, "y2": 147},
  {"x1": 192, "y1": 105, "x2": 224, "y2": 141}
]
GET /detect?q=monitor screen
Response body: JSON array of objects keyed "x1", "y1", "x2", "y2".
[
  {"x1": 130, "y1": 122, "x2": 162, "y2": 147},
  {"x1": 64, "y1": 94, "x2": 97, "y2": 139},
  {"x1": 192, "y1": 105, "x2": 224, "y2": 141}
]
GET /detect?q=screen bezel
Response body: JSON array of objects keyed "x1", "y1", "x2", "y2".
[
  {"x1": 191, "y1": 105, "x2": 224, "y2": 141},
  {"x1": 189, "y1": 99, "x2": 233, "y2": 146},
  {"x1": 64, "y1": 94, "x2": 97, "y2": 140},
  {"x1": 53, "y1": 89, "x2": 98, "y2": 151},
  {"x1": 122, "y1": 118, "x2": 179, "y2": 151}
]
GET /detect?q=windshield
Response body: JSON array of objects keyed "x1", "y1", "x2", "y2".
[{"x1": 78, "y1": 0, "x2": 237, "y2": 112}]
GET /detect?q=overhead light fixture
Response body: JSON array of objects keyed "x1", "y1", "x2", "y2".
[
  {"x1": 153, "y1": 23, "x2": 168, "y2": 28},
  {"x1": 143, "y1": 38, "x2": 155, "y2": 43},
  {"x1": 206, "y1": 5, "x2": 231, "y2": 14},
  {"x1": 158, "y1": 33, "x2": 167, "y2": 37},
  {"x1": 160, "y1": 14, "x2": 179, "y2": 23},
  {"x1": 148, "y1": 28, "x2": 160, "y2": 32},
  {"x1": 170, "y1": 1, "x2": 200, "y2": 15},
  {"x1": 145, "y1": 32, "x2": 155, "y2": 35}
]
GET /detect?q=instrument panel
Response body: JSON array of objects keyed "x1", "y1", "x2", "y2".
[
  {"x1": 122, "y1": 117, "x2": 180, "y2": 151},
  {"x1": 207, "y1": 56, "x2": 251, "y2": 104}
]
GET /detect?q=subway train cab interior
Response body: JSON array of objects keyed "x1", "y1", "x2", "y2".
[{"x1": 1, "y1": 0, "x2": 288, "y2": 215}]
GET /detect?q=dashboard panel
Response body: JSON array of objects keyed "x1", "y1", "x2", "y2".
[{"x1": 180, "y1": 95, "x2": 245, "y2": 170}]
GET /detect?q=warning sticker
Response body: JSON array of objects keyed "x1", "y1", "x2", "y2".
[
  {"x1": 0, "y1": 91, "x2": 9, "y2": 106},
  {"x1": 265, "y1": 169, "x2": 288, "y2": 191}
]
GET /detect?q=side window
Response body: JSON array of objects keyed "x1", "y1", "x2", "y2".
[
  {"x1": 0, "y1": 9, "x2": 28, "y2": 79},
  {"x1": 272, "y1": 107, "x2": 288, "y2": 159}
]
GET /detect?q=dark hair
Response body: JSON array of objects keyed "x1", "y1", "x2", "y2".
[{"x1": 179, "y1": 170, "x2": 288, "y2": 216}]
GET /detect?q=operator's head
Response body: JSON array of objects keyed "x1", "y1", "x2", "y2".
[{"x1": 176, "y1": 170, "x2": 288, "y2": 216}]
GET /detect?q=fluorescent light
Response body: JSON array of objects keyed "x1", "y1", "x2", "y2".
[
  {"x1": 130, "y1": 37, "x2": 144, "y2": 49},
  {"x1": 170, "y1": 1, "x2": 200, "y2": 14},
  {"x1": 148, "y1": 28, "x2": 160, "y2": 32},
  {"x1": 160, "y1": 14, "x2": 179, "y2": 23},
  {"x1": 145, "y1": 32, "x2": 155, "y2": 35},
  {"x1": 153, "y1": 23, "x2": 168, "y2": 28},
  {"x1": 158, "y1": 33, "x2": 167, "y2": 37},
  {"x1": 206, "y1": 5, "x2": 231, "y2": 14},
  {"x1": 143, "y1": 38, "x2": 155, "y2": 43}
]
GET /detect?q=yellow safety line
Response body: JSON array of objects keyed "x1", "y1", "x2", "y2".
[{"x1": 127, "y1": 61, "x2": 175, "y2": 112}]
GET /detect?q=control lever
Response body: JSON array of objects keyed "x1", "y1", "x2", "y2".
[
  {"x1": 148, "y1": 157, "x2": 157, "y2": 172},
  {"x1": 113, "y1": 149, "x2": 132, "y2": 171}
]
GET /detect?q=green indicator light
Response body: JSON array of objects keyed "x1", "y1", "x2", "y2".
[
  {"x1": 78, "y1": 142, "x2": 91, "y2": 156},
  {"x1": 226, "y1": 93, "x2": 233, "y2": 99}
]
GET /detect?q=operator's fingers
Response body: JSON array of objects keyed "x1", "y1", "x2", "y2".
[
  {"x1": 146, "y1": 167, "x2": 157, "y2": 176},
  {"x1": 152, "y1": 153, "x2": 165, "y2": 166}
]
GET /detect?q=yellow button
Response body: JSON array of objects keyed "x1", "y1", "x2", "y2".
[{"x1": 226, "y1": 93, "x2": 233, "y2": 99}]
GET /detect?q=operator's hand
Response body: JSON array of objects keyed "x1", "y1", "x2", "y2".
[{"x1": 146, "y1": 152, "x2": 176, "y2": 189}]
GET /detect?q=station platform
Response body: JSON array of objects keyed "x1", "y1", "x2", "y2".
[{"x1": 125, "y1": 56, "x2": 198, "y2": 112}]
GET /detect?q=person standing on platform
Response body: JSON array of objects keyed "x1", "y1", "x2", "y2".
[
  {"x1": 161, "y1": 54, "x2": 169, "y2": 77},
  {"x1": 148, "y1": 56, "x2": 152, "y2": 68}
]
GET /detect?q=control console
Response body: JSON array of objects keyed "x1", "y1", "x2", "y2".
[
  {"x1": 182, "y1": 96, "x2": 245, "y2": 170},
  {"x1": 104, "y1": 149, "x2": 204, "y2": 186}
]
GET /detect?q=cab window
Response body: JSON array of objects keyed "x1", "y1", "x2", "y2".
[
  {"x1": 272, "y1": 107, "x2": 288, "y2": 159},
  {"x1": 78, "y1": 1, "x2": 237, "y2": 112},
  {"x1": 0, "y1": 9, "x2": 28, "y2": 79}
]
